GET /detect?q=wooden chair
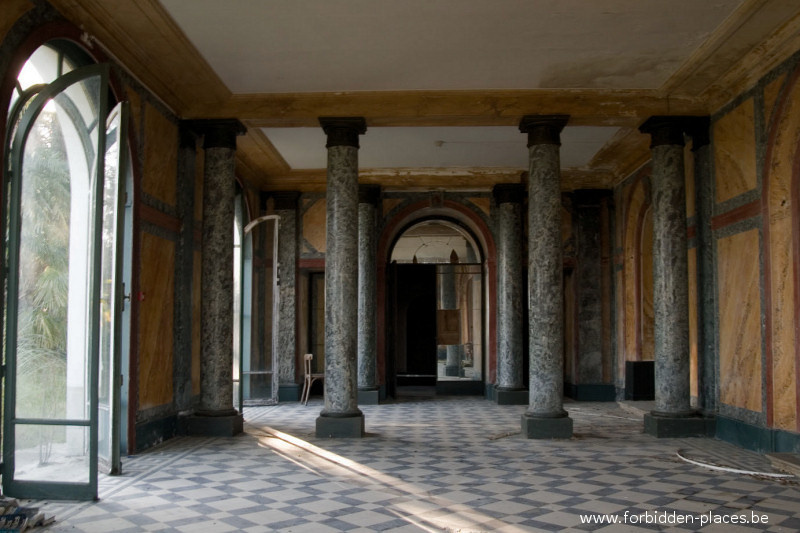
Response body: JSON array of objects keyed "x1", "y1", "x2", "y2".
[{"x1": 301, "y1": 353, "x2": 324, "y2": 405}]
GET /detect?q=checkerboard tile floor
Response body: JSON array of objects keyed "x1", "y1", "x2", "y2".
[{"x1": 27, "y1": 398, "x2": 800, "y2": 532}]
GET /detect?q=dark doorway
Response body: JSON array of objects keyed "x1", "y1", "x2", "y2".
[{"x1": 395, "y1": 265, "x2": 437, "y2": 389}]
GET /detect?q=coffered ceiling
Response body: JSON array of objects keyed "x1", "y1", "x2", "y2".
[{"x1": 48, "y1": 0, "x2": 800, "y2": 191}]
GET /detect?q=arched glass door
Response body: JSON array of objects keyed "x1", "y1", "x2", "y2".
[
  {"x1": 2, "y1": 62, "x2": 125, "y2": 500},
  {"x1": 235, "y1": 213, "x2": 280, "y2": 407}
]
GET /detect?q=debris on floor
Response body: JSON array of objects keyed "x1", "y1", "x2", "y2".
[{"x1": 0, "y1": 497, "x2": 55, "y2": 531}]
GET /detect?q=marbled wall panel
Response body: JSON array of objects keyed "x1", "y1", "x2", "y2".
[
  {"x1": 194, "y1": 148, "x2": 204, "y2": 223},
  {"x1": 124, "y1": 86, "x2": 142, "y2": 148},
  {"x1": 143, "y1": 103, "x2": 178, "y2": 206},
  {"x1": 192, "y1": 249, "x2": 202, "y2": 395},
  {"x1": 0, "y1": 0, "x2": 30, "y2": 41},
  {"x1": 303, "y1": 199, "x2": 327, "y2": 253},
  {"x1": 139, "y1": 232, "x2": 175, "y2": 410},
  {"x1": 615, "y1": 269, "x2": 625, "y2": 382},
  {"x1": 714, "y1": 99, "x2": 757, "y2": 204},
  {"x1": 640, "y1": 212, "x2": 654, "y2": 362},
  {"x1": 769, "y1": 212, "x2": 797, "y2": 430},
  {"x1": 764, "y1": 74, "x2": 787, "y2": 125},
  {"x1": 688, "y1": 247, "x2": 698, "y2": 399},
  {"x1": 383, "y1": 198, "x2": 403, "y2": 216},
  {"x1": 623, "y1": 181, "x2": 646, "y2": 362},
  {"x1": 564, "y1": 271, "x2": 575, "y2": 383},
  {"x1": 718, "y1": 229, "x2": 762, "y2": 413},
  {"x1": 765, "y1": 75, "x2": 800, "y2": 430},
  {"x1": 469, "y1": 197, "x2": 491, "y2": 217},
  {"x1": 685, "y1": 145, "x2": 696, "y2": 218},
  {"x1": 561, "y1": 206, "x2": 572, "y2": 245}
]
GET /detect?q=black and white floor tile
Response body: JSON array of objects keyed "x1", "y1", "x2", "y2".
[{"x1": 27, "y1": 398, "x2": 800, "y2": 532}]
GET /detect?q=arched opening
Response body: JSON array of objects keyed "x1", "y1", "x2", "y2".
[
  {"x1": 386, "y1": 216, "x2": 488, "y2": 397},
  {"x1": 2, "y1": 38, "x2": 132, "y2": 499}
]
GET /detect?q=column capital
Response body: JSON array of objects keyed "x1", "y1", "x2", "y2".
[
  {"x1": 519, "y1": 115, "x2": 569, "y2": 146},
  {"x1": 358, "y1": 184, "x2": 381, "y2": 205},
  {"x1": 272, "y1": 190, "x2": 301, "y2": 211},
  {"x1": 639, "y1": 116, "x2": 708, "y2": 148},
  {"x1": 188, "y1": 119, "x2": 246, "y2": 150},
  {"x1": 687, "y1": 116, "x2": 711, "y2": 151},
  {"x1": 320, "y1": 117, "x2": 367, "y2": 148},
  {"x1": 493, "y1": 183, "x2": 525, "y2": 205},
  {"x1": 179, "y1": 122, "x2": 200, "y2": 149}
]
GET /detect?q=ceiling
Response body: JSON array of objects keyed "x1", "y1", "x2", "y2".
[{"x1": 49, "y1": 0, "x2": 800, "y2": 192}]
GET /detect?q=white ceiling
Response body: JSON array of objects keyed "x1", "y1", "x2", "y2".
[
  {"x1": 160, "y1": 0, "x2": 743, "y2": 93},
  {"x1": 263, "y1": 125, "x2": 620, "y2": 170},
  {"x1": 158, "y1": 0, "x2": 745, "y2": 177}
]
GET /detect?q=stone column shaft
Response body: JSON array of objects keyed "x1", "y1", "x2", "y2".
[
  {"x1": 690, "y1": 119, "x2": 715, "y2": 414},
  {"x1": 640, "y1": 116, "x2": 711, "y2": 438},
  {"x1": 357, "y1": 185, "x2": 380, "y2": 403},
  {"x1": 317, "y1": 117, "x2": 366, "y2": 438},
  {"x1": 642, "y1": 120, "x2": 692, "y2": 416},
  {"x1": 494, "y1": 183, "x2": 527, "y2": 404},
  {"x1": 190, "y1": 119, "x2": 245, "y2": 436},
  {"x1": 275, "y1": 191, "x2": 300, "y2": 402},
  {"x1": 174, "y1": 125, "x2": 197, "y2": 413},
  {"x1": 519, "y1": 115, "x2": 573, "y2": 438}
]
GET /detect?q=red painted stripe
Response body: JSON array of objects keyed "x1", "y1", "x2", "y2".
[{"x1": 711, "y1": 200, "x2": 761, "y2": 231}]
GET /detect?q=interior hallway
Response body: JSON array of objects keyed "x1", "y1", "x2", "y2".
[{"x1": 37, "y1": 398, "x2": 800, "y2": 532}]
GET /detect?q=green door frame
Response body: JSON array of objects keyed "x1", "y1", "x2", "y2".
[{"x1": 2, "y1": 64, "x2": 111, "y2": 500}]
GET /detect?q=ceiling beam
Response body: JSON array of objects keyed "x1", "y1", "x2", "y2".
[{"x1": 189, "y1": 89, "x2": 707, "y2": 128}]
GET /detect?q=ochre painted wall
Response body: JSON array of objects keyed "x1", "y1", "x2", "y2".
[
  {"x1": 138, "y1": 233, "x2": 175, "y2": 410},
  {"x1": 717, "y1": 229, "x2": 762, "y2": 413},
  {"x1": 764, "y1": 69, "x2": 800, "y2": 431}
]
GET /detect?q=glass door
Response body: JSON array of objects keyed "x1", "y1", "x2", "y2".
[
  {"x1": 97, "y1": 102, "x2": 128, "y2": 475},
  {"x1": 238, "y1": 215, "x2": 280, "y2": 406},
  {"x1": 2, "y1": 64, "x2": 112, "y2": 500}
]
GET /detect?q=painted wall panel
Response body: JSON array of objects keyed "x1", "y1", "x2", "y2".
[
  {"x1": 143, "y1": 103, "x2": 178, "y2": 206},
  {"x1": 302, "y1": 199, "x2": 327, "y2": 253},
  {"x1": 714, "y1": 98, "x2": 757, "y2": 204},
  {"x1": 139, "y1": 232, "x2": 175, "y2": 409},
  {"x1": 717, "y1": 229, "x2": 762, "y2": 413}
]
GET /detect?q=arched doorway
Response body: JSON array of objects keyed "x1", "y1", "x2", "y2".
[
  {"x1": 384, "y1": 214, "x2": 490, "y2": 398},
  {"x1": 2, "y1": 40, "x2": 132, "y2": 499}
]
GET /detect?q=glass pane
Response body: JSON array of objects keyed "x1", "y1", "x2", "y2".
[
  {"x1": 15, "y1": 46, "x2": 59, "y2": 95},
  {"x1": 98, "y1": 104, "x2": 124, "y2": 469},
  {"x1": 15, "y1": 75, "x2": 100, "y2": 422},
  {"x1": 436, "y1": 264, "x2": 483, "y2": 381},
  {"x1": 14, "y1": 424, "x2": 89, "y2": 483},
  {"x1": 233, "y1": 197, "x2": 242, "y2": 408},
  {"x1": 243, "y1": 218, "x2": 277, "y2": 405}
]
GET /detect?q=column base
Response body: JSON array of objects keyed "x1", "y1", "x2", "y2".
[
  {"x1": 644, "y1": 412, "x2": 715, "y2": 438},
  {"x1": 495, "y1": 386, "x2": 528, "y2": 405},
  {"x1": 185, "y1": 410, "x2": 243, "y2": 437},
  {"x1": 358, "y1": 388, "x2": 380, "y2": 405},
  {"x1": 278, "y1": 383, "x2": 300, "y2": 402},
  {"x1": 445, "y1": 365, "x2": 460, "y2": 377},
  {"x1": 316, "y1": 413, "x2": 365, "y2": 438},
  {"x1": 521, "y1": 413, "x2": 573, "y2": 439}
]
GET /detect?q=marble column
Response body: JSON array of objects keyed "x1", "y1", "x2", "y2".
[
  {"x1": 189, "y1": 119, "x2": 245, "y2": 436},
  {"x1": 519, "y1": 115, "x2": 573, "y2": 439},
  {"x1": 689, "y1": 118, "x2": 716, "y2": 415},
  {"x1": 274, "y1": 191, "x2": 300, "y2": 402},
  {"x1": 316, "y1": 117, "x2": 366, "y2": 438},
  {"x1": 174, "y1": 124, "x2": 198, "y2": 414},
  {"x1": 358, "y1": 184, "x2": 381, "y2": 404},
  {"x1": 493, "y1": 183, "x2": 528, "y2": 405},
  {"x1": 639, "y1": 116, "x2": 710, "y2": 437}
]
